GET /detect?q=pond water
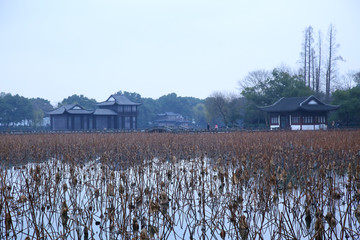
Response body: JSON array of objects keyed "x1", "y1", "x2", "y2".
[{"x1": 1, "y1": 157, "x2": 359, "y2": 239}]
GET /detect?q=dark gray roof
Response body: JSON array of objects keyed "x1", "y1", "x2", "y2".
[
  {"x1": 157, "y1": 112, "x2": 181, "y2": 117},
  {"x1": 97, "y1": 94, "x2": 141, "y2": 106},
  {"x1": 259, "y1": 96, "x2": 339, "y2": 113},
  {"x1": 93, "y1": 109, "x2": 117, "y2": 115},
  {"x1": 48, "y1": 104, "x2": 93, "y2": 115}
]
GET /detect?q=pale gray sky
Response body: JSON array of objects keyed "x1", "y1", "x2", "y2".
[{"x1": 0, "y1": 0, "x2": 359, "y2": 104}]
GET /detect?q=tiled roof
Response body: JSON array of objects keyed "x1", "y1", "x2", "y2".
[
  {"x1": 93, "y1": 109, "x2": 117, "y2": 115},
  {"x1": 97, "y1": 94, "x2": 141, "y2": 106},
  {"x1": 48, "y1": 104, "x2": 93, "y2": 115},
  {"x1": 259, "y1": 96, "x2": 339, "y2": 112}
]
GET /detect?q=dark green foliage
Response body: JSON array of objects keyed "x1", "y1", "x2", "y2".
[
  {"x1": 192, "y1": 103, "x2": 207, "y2": 128},
  {"x1": 59, "y1": 94, "x2": 97, "y2": 110},
  {"x1": 30, "y1": 98, "x2": 54, "y2": 127},
  {"x1": 0, "y1": 93, "x2": 33, "y2": 126},
  {"x1": 30, "y1": 98, "x2": 54, "y2": 112},
  {"x1": 331, "y1": 86, "x2": 360, "y2": 127}
]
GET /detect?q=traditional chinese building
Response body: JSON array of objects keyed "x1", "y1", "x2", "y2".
[
  {"x1": 155, "y1": 112, "x2": 192, "y2": 128},
  {"x1": 259, "y1": 96, "x2": 339, "y2": 130},
  {"x1": 48, "y1": 94, "x2": 141, "y2": 131}
]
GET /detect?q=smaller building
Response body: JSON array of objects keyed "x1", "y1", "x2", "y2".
[
  {"x1": 259, "y1": 96, "x2": 339, "y2": 130},
  {"x1": 48, "y1": 94, "x2": 141, "y2": 131},
  {"x1": 156, "y1": 112, "x2": 192, "y2": 128}
]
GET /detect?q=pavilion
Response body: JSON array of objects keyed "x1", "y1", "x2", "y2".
[{"x1": 259, "y1": 96, "x2": 339, "y2": 130}]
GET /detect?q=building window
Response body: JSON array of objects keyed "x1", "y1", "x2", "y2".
[
  {"x1": 117, "y1": 106, "x2": 123, "y2": 112},
  {"x1": 321, "y1": 116, "x2": 326, "y2": 123},
  {"x1": 292, "y1": 116, "x2": 300, "y2": 124},
  {"x1": 124, "y1": 106, "x2": 131, "y2": 112},
  {"x1": 271, "y1": 116, "x2": 279, "y2": 124},
  {"x1": 132, "y1": 116, "x2": 136, "y2": 128},
  {"x1": 132, "y1": 106, "x2": 137, "y2": 112},
  {"x1": 303, "y1": 116, "x2": 313, "y2": 124},
  {"x1": 125, "y1": 117, "x2": 130, "y2": 128},
  {"x1": 316, "y1": 116, "x2": 326, "y2": 123}
]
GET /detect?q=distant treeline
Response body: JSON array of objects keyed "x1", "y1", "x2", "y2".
[{"x1": 1, "y1": 69, "x2": 360, "y2": 130}]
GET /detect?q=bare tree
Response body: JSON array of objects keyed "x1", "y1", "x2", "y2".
[
  {"x1": 311, "y1": 48, "x2": 316, "y2": 91},
  {"x1": 238, "y1": 69, "x2": 271, "y2": 92},
  {"x1": 335, "y1": 70, "x2": 360, "y2": 90},
  {"x1": 316, "y1": 30, "x2": 322, "y2": 93},
  {"x1": 205, "y1": 91, "x2": 229, "y2": 126},
  {"x1": 303, "y1": 29, "x2": 308, "y2": 83},
  {"x1": 300, "y1": 26, "x2": 314, "y2": 87},
  {"x1": 354, "y1": 71, "x2": 360, "y2": 86},
  {"x1": 325, "y1": 24, "x2": 343, "y2": 102},
  {"x1": 205, "y1": 91, "x2": 244, "y2": 127},
  {"x1": 307, "y1": 26, "x2": 314, "y2": 88}
]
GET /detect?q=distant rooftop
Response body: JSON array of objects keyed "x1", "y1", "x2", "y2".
[
  {"x1": 47, "y1": 104, "x2": 93, "y2": 115},
  {"x1": 259, "y1": 96, "x2": 339, "y2": 113},
  {"x1": 97, "y1": 94, "x2": 141, "y2": 106}
]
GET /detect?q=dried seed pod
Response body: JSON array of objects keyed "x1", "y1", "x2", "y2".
[
  {"x1": 304, "y1": 206, "x2": 312, "y2": 229},
  {"x1": 325, "y1": 212, "x2": 336, "y2": 228},
  {"x1": 62, "y1": 183, "x2": 68, "y2": 193},
  {"x1": 55, "y1": 172, "x2": 61, "y2": 184},
  {"x1": 94, "y1": 188, "x2": 100, "y2": 198},
  {"x1": 132, "y1": 217, "x2": 139, "y2": 232},
  {"x1": 149, "y1": 199, "x2": 160, "y2": 213},
  {"x1": 148, "y1": 224, "x2": 159, "y2": 237},
  {"x1": 135, "y1": 195, "x2": 143, "y2": 205},
  {"x1": 84, "y1": 227, "x2": 89, "y2": 240},
  {"x1": 159, "y1": 191, "x2": 169, "y2": 205},
  {"x1": 280, "y1": 169, "x2": 287, "y2": 182},
  {"x1": 314, "y1": 217, "x2": 324, "y2": 240},
  {"x1": 356, "y1": 165, "x2": 360, "y2": 180},
  {"x1": 18, "y1": 195, "x2": 27, "y2": 203},
  {"x1": 71, "y1": 176, "x2": 77, "y2": 186},
  {"x1": 144, "y1": 187, "x2": 151, "y2": 196},
  {"x1": 61, "y1": 201, "x2": 69, "y2": 228},
  {"x1": 239, "y1": 215, "x2": 249, "y2": 240},
  {"x1": 348, "y1": 163, "x2": 352, "y2": 175},
  {"x1": 140, "y1": 228, "x2": 149, "y2": 240},
  {"x1": 232, "y1": 173, "x2": 239, "y2": 185},
  {"x1": 273, "y1": 192, "x2": 278, "y2": 203},
  {"x1": 167, "y1": 170, "x2": 172, "y2": 179},
  {"x1": 119, "y1": 184, "x2": 124, "y2": 194},
  {"x1": 220, "y1": 228, "x2": 226, "y2": 239},
  {"x1": 5, "y1": 212, "x2": 12, "y2": 230},
  {"x1": 106, "y1": 184, "x2": 115, "y2": 197},
  {"x1": 287, "y1": 181, "x2": 293, "y2": 190}
]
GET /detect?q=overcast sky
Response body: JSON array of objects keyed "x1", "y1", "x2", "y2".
[{"x1": 0, "y1": 0, "x2": 359, "y2": 105}]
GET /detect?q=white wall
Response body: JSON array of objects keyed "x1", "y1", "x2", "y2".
[{"x1": 291, "y1": 124, "x2": 327, "y2": 130}]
